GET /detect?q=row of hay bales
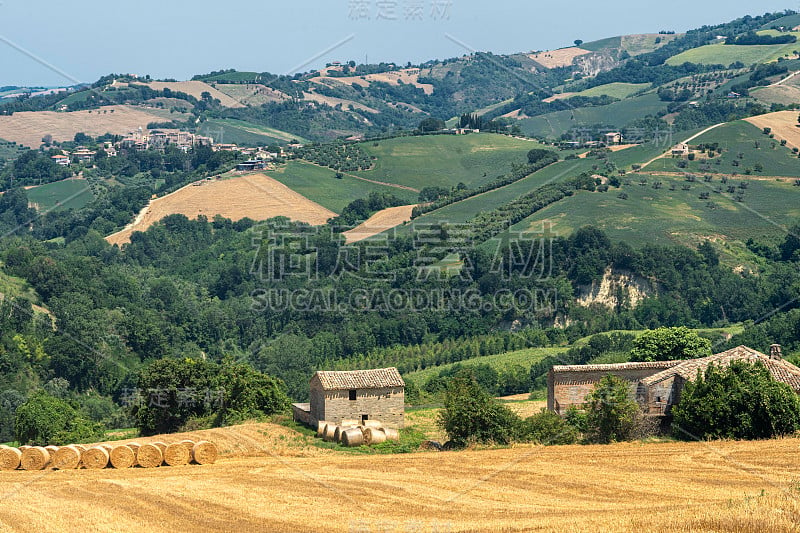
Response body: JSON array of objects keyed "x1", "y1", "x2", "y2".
[
  {"x1": 316, "y1": 420, "x2": 400, "y2": 447},
  {"x1": 0, "y1": 440, "x2": 218, "y2": 471}
]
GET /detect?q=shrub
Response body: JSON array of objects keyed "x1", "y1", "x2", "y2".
[
  {"x1": 438, "y1": 375, "x2": 520, "y2": 446},
  {"x1": 518, "y1": 409, "x2": 579, "y2": 445},
  {"x1": 584, "y1": 375, "x2": 641, "y2": 444},
  {"x1": 14, "y1": 391, "x2": 102, "y2": 445},
  {"x1": 672, "y1": 361, "x2": 800, "y2": 440}
]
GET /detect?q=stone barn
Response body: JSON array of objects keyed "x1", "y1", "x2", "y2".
[
  {"x1": 548, "y1": 345, "x2": 800, "y2": 417},
  {"x1": 292, "y1": 368, "x2": 405, "y2": 429}
]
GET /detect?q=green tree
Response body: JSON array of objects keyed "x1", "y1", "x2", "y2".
[
  {"x1": 14, "y1": 391, "x2": 101, "y2": 445},
  {"x1": 630, "y1": 327, "x2": 711, "y2": 362},
  {"x1": 438, "y1": 375, "x2": 520, "y2": 446},
  {"x1": 672, "y1": 361, "x2": 800, "y2": 441},
  {"x1": 418, "y1": 117, "x2": 445, "y2": 132},
  {"x1": 584, "y1": 375, "x2": 640, "y2": 444}
]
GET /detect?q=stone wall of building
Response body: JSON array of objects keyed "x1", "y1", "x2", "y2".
[
  {"x1": 310, "y1": 384, "x2": 405, "y2": 429},
  {"x1": 548, "y1": 367, "x2": 671, "y2": 415}
]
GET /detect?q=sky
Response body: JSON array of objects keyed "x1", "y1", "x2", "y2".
[{"x1": 0, "y1": 0, "x2": 797, "y2": 86}]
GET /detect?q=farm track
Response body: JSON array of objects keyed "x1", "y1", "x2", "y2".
[
  {"x1": 1, "y1": 429, "x2": 799, "y2": 532},
  {"x1": 640, "y1": 123, "x2": 726, "y2": 169}
]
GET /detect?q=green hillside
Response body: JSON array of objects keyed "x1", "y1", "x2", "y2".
[
  {"x1": 26, "y1": 179, "x2": 94, "y2": 211},
  {"x1": 352, "y1": 133, "x2": 545, "y2": 190},
  {"x1": 569, "y1": 82, "x2": 651, "y2": 99},
  {"x1": 645, "y1": 121, "x2": 800, "y2": 177},
  {"x1": 268, "y1": 160, "x2": 417, "y2": 212},
  {"x1": 665, "y1": 40, "x2": 799, "y2": 66},
  {"x1": 198, "y1": 119, "x2": 305, "y2": 146},
  {"x1": 513, "y1": 172, "x2": 800, "y2": 248},
  {"x1": 518, "y1": 93, "x2": 668, "y2": 138}
]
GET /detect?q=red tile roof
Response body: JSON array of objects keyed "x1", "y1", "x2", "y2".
[{"x1": 552, "y1": 361, "x2": 681, "y2": 373}]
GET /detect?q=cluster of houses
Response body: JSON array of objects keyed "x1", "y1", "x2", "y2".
[
  {"x1": 47, "y1": 126, "x2": 302, "y2": 168},
  {"x1": 558, "y1": 131, "x2": 624, "y2": 150},
  {"x1": 120, "y1": 127, "x2": 213, "y2": 152}
]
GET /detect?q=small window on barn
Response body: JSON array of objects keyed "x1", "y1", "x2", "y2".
[
  {"x1": 349, "y1": 389, "x2": 357, "y2": 401},
  {"x1": 361, "y1": 414, "x2": 369, "y2": 423}
]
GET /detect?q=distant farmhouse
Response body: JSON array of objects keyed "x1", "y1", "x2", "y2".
[
  {"x1": 548, "y1": 345, "x2": 800, "y2": 417},
  {"x1": 292, "y1": 368, "x2": 405, "y2": 429}
]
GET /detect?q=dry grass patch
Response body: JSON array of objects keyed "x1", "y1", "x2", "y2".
[
  {"x1": 106, "y1": 174, "x2": 337, "y2": 246},
  {"x1": 529, "y1": 47, "x2": 591, "y2": 69},
  {"x1": 342, "y1": 205, "x2": 417, "y2": 243},
  {"x1": 113, "y1": 80, "x2": 244, "y2": 108},
  {"x1": 0, "y1": 105, "x2": 165, "y2": 148},
  {"x1": 745, "y1": 110, "x2": 800, "y2": 150}
]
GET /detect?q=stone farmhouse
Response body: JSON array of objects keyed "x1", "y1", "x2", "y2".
[
  {"x1": 292, "y1": 368, "x2": 405, "y2": 429},
  {"x1": 548, "y1": 345, "x2": 800, "y2": 417}
]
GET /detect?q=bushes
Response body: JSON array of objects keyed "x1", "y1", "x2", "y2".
[
  {"x1": 14, "y1": 391, "x2": 102, "y2": 446},
  {"x1": 517, "y1": 410, "x2": 579, "y2": 445},
  {"x1": 672, "y1": 361, "x2": 800, "y2": 441},
  {"x1": 583, "y1": 375, "x2": 641, "y2": 444},
  {"x1": 438, "y1": 375, "x2": 520, "y2": 446},
  {"x1": 132, "y1": 358, "x2": 289, "y2": 435}
]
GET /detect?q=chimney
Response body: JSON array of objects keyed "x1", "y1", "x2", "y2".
[{"x1": 770, "y1": 344, "x2": 783, "y2": 360}]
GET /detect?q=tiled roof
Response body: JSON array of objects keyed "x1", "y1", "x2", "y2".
[
  {"x1": 640, "y1": 346, "x2": 800, "y2": 392},
  {"x1": 552, "y1": 361, "x2": 682, "y2": 373},
  {"x1": 314, "y1": 368, "x2": 405, "y2": 390}
]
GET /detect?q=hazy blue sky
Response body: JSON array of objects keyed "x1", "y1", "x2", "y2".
[{"x1": 0, "y1": 1, "x2": 796, "y2": 86}]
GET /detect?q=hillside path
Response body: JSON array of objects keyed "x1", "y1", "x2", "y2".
[
  {"x1": 769, "y1": 70, "x2": 800, "y2": 87},
  {"x1": 640, "y1": 123, "x2": 726, "y2": 169}
]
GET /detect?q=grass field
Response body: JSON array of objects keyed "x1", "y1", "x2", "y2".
[
  {"x1": 405, "y1": 347, "x2": 560, "y2": 384},
  {"x1": 579, "y1": 36, "x2": 622, "y2": 52},
  {"x1": 213, "y1": 84, "x2": 289, "y2": 107},
  {"x1": 0, "y1": 138, "x2": 27, "y2": 165},
  {"x1": 513, "y1": 172, "x2": 800, "y2": 248},
  {"x1": 646, "y1": 120, "x2": 800, "y2": 177},
  {"x1": 26, "y1": 178, "x2": 94, "y2": 211},
  {"x1": 518, "y1": 93, "x2": 668, "y2": 138},
  {"x1": 665, "y1": 40, "x2": 799, "y2": 66},
  {"x1": 570, "y1": 82, "x2": 650, "y2": 99},
  {"x1": 352, "y1": 133, "x2": 543, "y2": 190},
  {"x1": 269, "y1": 160, "x2": 418, "y2": 213},
  {"x1": 197, "y1": 119, "x2": 305, "y2": 146},
  {"x1": 3, "y1": 422, "x2": 800, "y2": 532},
  {"x1": 106, "y1": 174, "x2": 336, "y2": 245}
]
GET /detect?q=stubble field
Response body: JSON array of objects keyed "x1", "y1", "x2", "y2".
[{"x1": 1, "y1": 426, "x2": 798, "y2": 532}]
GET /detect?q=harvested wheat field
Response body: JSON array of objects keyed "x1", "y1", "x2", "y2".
[
  {"x1": 106, "y1": 174, "x2": 336, "y2": 245},
  {"x1": 342, "y1": 205, "x2": 417, "y2": 243},
  {"x1": 111, "y1": 80, "x2": 244, "y2": 108},
  {"x1": 745, "y1": 111, "x2": 800, "y2": 150},
  {"x1": 302, "y1": 91, "x2": 379, "y2": 113},
  {"x1": 1, "y1": 428, "x2": 799, "y2": 532},
  {"x1": 529, "y1": 47, "x2": 591, "y2": 69},
  {"x1": 0, "y1": 105, "x2": 164, "y2": 148},
  {"x1": 313, "y1": 69, "x2": 435, "y2": 95}
]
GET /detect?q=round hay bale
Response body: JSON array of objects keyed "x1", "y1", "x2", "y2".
[
  {"x1": 0, "y1": 447, "x2": 22, "y2": 470},
  {"x1": 362, "y1": 420, "x2": 383, "y2": 429},
  {"x1": 52, "y1": 446, "x2": 81, "y2": 470},
  {"x1": 109, "y1": 445, "x2": 136, "y2": 469},
  {"x1": 341, "y1": 427, "x2": 364, "y2": 447},
  {"x1": 18, "y1": 445, "x2": 31, "y2": 451},
  {"x1": 322, "y1": 424, "x2": 336, "y2": 442},
  {"x1": 82, "y1": 447, "x2": 109, "y2": 469},
  {"x1": 136, "y1": 443, "x2": 163, "y2": 468},
  {"x1": 383, "y1": 428, "x2": 400, "y2": 442},
  {"x1": 179, "y1": 440, "x2": 196, "y2": 448},
  {"x1": 101, "y1": 444, "x2": 114, "y2": 452},
  {"x1": 363, "y1": 427, "x2": 387, "y2": 445},
  {"x1": 21, "y1": 447, "x2": 50, "y2": 470},
  {"x1": 341, "y1": 419, "x2": 359, "y2": 428},
  {"x1": 72, "y1": 444, "x2": 87, "y2": 454},
  {"x1": 316, "y1": 420, "x2": 328, "y2": 437},
  {"x1": 191, "y1": 441, "x2": 218, "y2": 465},
  {"x1": 163, "y1": 443, "x2": 190, "y2": 466},
  {"x1": 152, "y1": 441, "x2": 167, "y2": 454},
  {"x1": 45, "y1": 445, "x2": 60, "y2": 456},
  {"x1": 126, "y1": 443, "x2": 141, "y2": 455},
  {"x1": 333, "y1": 426, "x2": 345, "y2": 443}
]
